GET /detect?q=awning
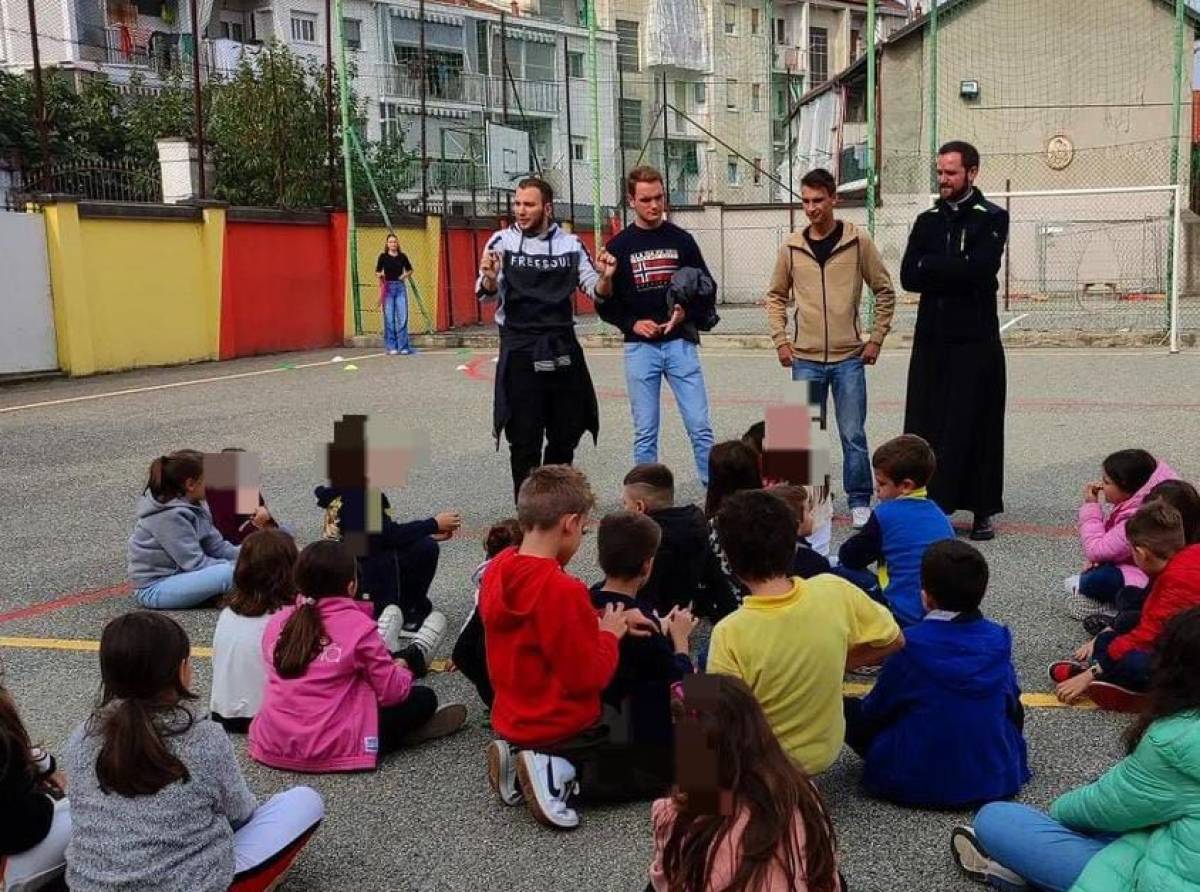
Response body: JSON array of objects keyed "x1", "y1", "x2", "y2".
[
  {"x1": 389, "y1": 6, "x2": 463, "y2": 26},
  {"x1": 392, "y1": 103, "x2": 473, "y2": 120},
  {"x1": 489, "y1": 23, "x2": 556, "y2": 44}
]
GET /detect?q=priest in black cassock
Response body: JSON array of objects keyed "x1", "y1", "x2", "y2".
[{"x1": 900, "y1": 141, "x2": 1008, "y2": 541}]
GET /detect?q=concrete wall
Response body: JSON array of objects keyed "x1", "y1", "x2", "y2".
[
  {"x1": 0, "y1": 211, "x2": 58, "y2": 374},
  {"x1": 354, "y1": 216, "x2": 443, "y2": 338}
]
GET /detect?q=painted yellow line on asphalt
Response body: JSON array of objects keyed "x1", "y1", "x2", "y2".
[{"x1": 0, "y1": 637, "x2": 1097, "y2": 709}]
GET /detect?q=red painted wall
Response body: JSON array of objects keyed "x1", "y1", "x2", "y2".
[{"x1": 220, "y1": 218, "x2": 343, "y2": 359}]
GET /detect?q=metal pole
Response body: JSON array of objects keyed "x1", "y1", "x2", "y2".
[
  {"x1": 1170, "y1": 182, "x2": 1182, "y2": 354},
  {"x1": 334, "y1": 0, "x2": 361, "y2": 333},
  {"x1": 25, "y1": 0, "x2": 50, "y2": 165},
  {"x1": 188, "y1": 0, "x2": 206, "y2": 197},
  {"x1": 787, "y1": 66, "x2": 795, "y2": 231},
  {"x1": 325, "y1": 0, "x2": 335, "y2": 206},
  {"x1": 419, "y1": 0, "x2": 428, "y2": 214},
  {"x1": 618, "y1": 60, "x2": 628, "y2": 225},
  {"x1": 865, "y1": 0, "x2": 876, "y2": 237},
  {"x1": 563, "y1": 40, "x2": 576, "y2": 226},
  {"x1": 586, "y1": 0, "x2": 602, "y2": 237},
  {"x1": 660, "y1": 71, "x2": 670, "y2": 205},
  {"x1": 1166, "y1": 0, "x2": 1185, "y2": 332},
  {"x1": 500, "y1": 12, "x2": 509, "y2": 123},
  {"x1": 927, "y1": 0, "x2": 938, "y2": 193}
]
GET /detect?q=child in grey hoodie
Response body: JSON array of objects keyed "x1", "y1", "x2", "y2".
[{"x1": 127, "y1": 450, "x2": 240, "y2": 609}]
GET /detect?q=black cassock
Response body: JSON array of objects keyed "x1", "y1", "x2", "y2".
[{"x1": 900, "y1": 190, "x2": 1010, "y2": 518}]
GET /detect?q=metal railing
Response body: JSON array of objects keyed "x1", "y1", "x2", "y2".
[
  {"x1": 16, "y1": 159, "x2": 163, "y2": 203},
  {"x1": 376, "y1": 69, "x2": 559, "y2": 114}
]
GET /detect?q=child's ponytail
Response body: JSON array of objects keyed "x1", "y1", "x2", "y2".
[
  {"x1": 144, "y1": 450, "x2": 204, "y2": 503},
  {"x1": 93, "y1": 612, "x2": 195, "y2": 797},
  {"x1": 273, "y1": 540, "x2": 357, "y2": 678}
]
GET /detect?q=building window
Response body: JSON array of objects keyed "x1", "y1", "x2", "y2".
[
  {"x1": 616, "y1": 19, "x2": 640, "y2": 72},
  {"x1": 567, "y1": 50, "x2": 584, "y2": 78},
  {"x1": 726, "y1": 154, "x2": 740, "y2": 185},
  {"x1": 775, "y1": 86, "x2": 787, "y2": 116},
  {"x1": 851, "y1": 28, "x2": 861, "y2": 60},
  {"x1": 751, "y1": 82, "x2": 762, "y2": 112},
  {"x1": 774, "y1": 17, "x2": 786, "y2": 44},
  {"x1": 571, "y1": 139, "x2": 586, "y2": 161},
  {"x1": 290, "y1": 12, "x2": 316, "y2": 43},
  {"x1": 723, "y1": 3, "x2": 737, "y2": 36},
  {"x1": 750, "y1": 8, "x2": 760, "y2": 35},
  {"x1": 220, "y1": 20, "x2": 245, "y2": 41},
  {"x1": 725, "y1": 78, "x2": 737, "y2": 110},
  {"x1": 343, "y1": 18, "x2": 361, "y2": 51},
  {"x1": 752, "y1": 157, "x2": 762, "y2": 185},
  {"x1": 809, "y1": 26, "x2": 828, "y2": 84},
  {"x1": 620, "y1": 98, "x2": 642, "y2": 148},
  {"x1": 673, "y1": 81, "x2": 689, "y2": 129},
  {"x1": 694, "y1": 81, "x2": 706, "y2": 105}
]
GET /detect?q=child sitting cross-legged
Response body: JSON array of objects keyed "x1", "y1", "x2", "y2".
[
  {"x1": 708, "y1": 490, "x2": 903, "y2": 776},
  {"x1": 838, "y1": 434, "x2": 956, "y2": 627},
  {"x1": 65, "y1": 611, "x2": 324, "y2": 892},
  {"x1": 1053, "y1": 500, "x2": 1200, "y2": 713},
  {"x1": 250, "y1": 540, "x2": 466, "y2": 773},
  {"x1": 481, "y1": 466, "x2": 659, "y2": 830},
  {"x1": 843, "y1": 540, "x2": 1030, "y2": 809},
  {"x1": 952, "y1": 606, "x2": 1200, "y2": 892},
  {"x1": 590, "y1": 510, "x2": 697, "y2": 797}
]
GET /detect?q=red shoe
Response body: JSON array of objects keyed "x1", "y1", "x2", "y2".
[
  {"x1": 1048, "y1": 660, "x2": 1087, "y2": 684},
  {"x1": 1086, "y1": 681, "x2": 1149, "y2": 714}
]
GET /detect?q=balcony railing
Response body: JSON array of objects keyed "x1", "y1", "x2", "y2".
[
  {"x1": 101, "y1": 26, "x2": 181, "y2": 72},
  {"x1": 774, "y1": 45, "x2": 808, "y2": 73},
  {"x1": 378, "y1": 68, "x2": 559, "y2": 114},
  {"x1": 394, "y1": 158, "x2": 489, "y2": 192}
]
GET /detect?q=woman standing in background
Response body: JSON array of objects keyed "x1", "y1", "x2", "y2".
[{"x1": 376, "y1": 234, "x2": 416, "y2": 356}]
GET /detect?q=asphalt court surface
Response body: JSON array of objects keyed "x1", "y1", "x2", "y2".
[{"x1": 1, "y1": 343, "x2": 1197, "y2": 891}]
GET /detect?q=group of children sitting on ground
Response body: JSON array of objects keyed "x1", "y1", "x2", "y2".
[{"x1": 3, "y1": 431, "x2": 1200, "y2": 892}]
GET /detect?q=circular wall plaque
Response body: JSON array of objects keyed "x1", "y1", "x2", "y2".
[{"x1": 1046, "y1": 135, "x2": 1074, "y2": 171}]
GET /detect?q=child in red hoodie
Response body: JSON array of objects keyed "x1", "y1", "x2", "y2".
[
  {"x1": 480, "y1": 465, "x2": 655, "y2": 830},
  {"x1": 1053, "y1": 500, "x2": 1200, "y2": 712}
]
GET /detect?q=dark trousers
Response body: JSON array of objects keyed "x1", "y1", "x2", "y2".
[
  {"x1": 843, "y1": 696, "x2": 879, "y2": 759},
  {"x1": 830, "y1": 565, "x2": 885, "y2": 605},
  {"x1": 1078, "y1": 564, "x2": 1126, "y2": 605},
  {"x1": 379, "y1": 685, "x2": 439, "y2": 753},
  {"x1": 451, "y1": 610, "x2": 494, "y2": 707},
  {"x1": 364, "y1": 537, "x2": 440, "y2": 627},
  {"x1": 1110, "y1": 584, "x2": 1149, "y2": 633},
  {"x1": 541, "y1": 708, "x2": 671, "y2": 804},
  {"x1": 503, "y1": 353, "x2": 587, "y2": 501},
  {"x1": 1092, "y1": 630, "x2": 1152, "y2": 691}
]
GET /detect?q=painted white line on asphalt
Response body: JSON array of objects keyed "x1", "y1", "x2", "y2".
[
  {"x1": 0, "y1": 352, "x2": 391, "y2": 415},
  {"x1": 999, "y1": 313, "x2": 1030, "y2": 333}
]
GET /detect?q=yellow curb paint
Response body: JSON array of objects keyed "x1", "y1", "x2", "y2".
[{"x1": 0, "y1": 638, "x2": 1102, "y2": 710}]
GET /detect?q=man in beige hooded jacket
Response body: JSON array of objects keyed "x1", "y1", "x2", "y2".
[{"x1": 765, "y1": 168, "x2": 896, "y2": 528}]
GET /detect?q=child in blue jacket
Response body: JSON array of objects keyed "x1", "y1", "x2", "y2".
[
  {"x1": 838, "y1": 434, "x2": 955, "y2": 626},
  {"x1": 843, "y1": 539, "x2": 1030, "y2": 809}
]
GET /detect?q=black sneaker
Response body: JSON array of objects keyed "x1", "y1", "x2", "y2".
[
  {"x1": 1082, "y1": 613, "x2": 1115, "y2": 637},
  {"x1": 969, "y1": 515, "x2": 995, "y2": 541}
]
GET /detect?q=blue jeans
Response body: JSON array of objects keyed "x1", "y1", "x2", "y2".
[
  {"x1": 624, "y1": 339, "x2": 714, "y2": 485},
  {"x1": 134, "y1": 562, "x2": 234, "y2": 609},
  {"x1": 383, "y1": 281, "x2": 411, "y2": 352},
  {"x1": 974, "y1": 802, "x2": 1115, "y2": 892},
  {"x1": 790, "y1": 357, "x2": 871, "y2": 508},
  {"x1": 1092, "y1": 628, "x2": 1153, "y2": 691}
]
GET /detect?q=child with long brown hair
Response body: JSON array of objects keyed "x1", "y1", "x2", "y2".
[
  {"x1": 127, "y1": 450, "x2": 240, "y2": 610},
  {"x1": 1, "y1": 671, "x2": 70, "y2": 892},
  {"x1": 210, "y1": 529, "x2": 298, "y2": 733},
  {"x1": 249, "y1": 540, "x2": 466, "y2": 773},
  {"x1": 649, "y1": 674, "x2": 842, "y2": 892},
  {"x1": 64, "y1": 611, "x2": 323, "y2": 892}
]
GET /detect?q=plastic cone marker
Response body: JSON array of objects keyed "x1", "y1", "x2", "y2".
[
  {"x1": 344, "y1": 364, "x2": 359, "y2": 371},
  {"x1": 331, "y1": 355, "x2": 345, "y2": 363}
]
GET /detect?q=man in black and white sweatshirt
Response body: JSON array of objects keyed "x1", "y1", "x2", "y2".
[{"x1": 476, "y1": 177, "x2": 615, "y2": 500}]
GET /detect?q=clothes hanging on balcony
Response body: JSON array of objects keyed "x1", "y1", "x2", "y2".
[{"x1": 645, "y1": 0, "x2": 710, "y2": 72}]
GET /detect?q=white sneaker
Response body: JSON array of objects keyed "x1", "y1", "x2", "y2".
[
  {"x1": 387, "y1": 349, "x2": 399, "y2": 355},
  {"x1": 376, "y1": 605, "x2": 403, "y2": 653},
  {"x1": 851, "y1": 507, "x2": 872, "y2": 529},
  {"x1": 515, "y1": 750, "x2": 580, "y2": 830},
  {"x1": 487, "y1": 739, "x2": 523, "y2": 806},
  {"x1": 1063, "y1": 574, "x2": 1081, "y2": 595},
  {"x1": 411, "y1": 610, "x2": 447, "y2": 660},
  {"x1": 950, "y1": 826, "x2": 1029, "y2": 889}
]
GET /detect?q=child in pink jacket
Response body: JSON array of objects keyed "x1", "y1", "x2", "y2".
[
  {"x1": 249, "y1": 540, "x2": 466, "y2": 773},
  {"x1": 1064, "y1": 448, "x2": 1178, "y2": 621}
]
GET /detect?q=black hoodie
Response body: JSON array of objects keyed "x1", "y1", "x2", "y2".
[{"x1": 640, "y1": 504, "x2": 739, "y2": 621}]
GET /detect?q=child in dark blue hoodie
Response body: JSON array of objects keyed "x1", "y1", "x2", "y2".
[
  {"x1": 843, "y1": 540, "x2": 1030, "y2": 809},
  {"x1": 590, "y1": 510, "x2": 696, "y2": 795}
]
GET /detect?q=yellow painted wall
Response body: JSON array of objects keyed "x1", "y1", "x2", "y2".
[
  {"x1": 43, "y1": 201, "x2": 223, "y2": 376},
  {"x1": 349, "y1": 216, "x2": 442, "y2": 339}
]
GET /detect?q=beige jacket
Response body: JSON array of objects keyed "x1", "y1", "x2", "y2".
[{"x1": 765, "y1": 220, "x2": 896, "y2": 363}]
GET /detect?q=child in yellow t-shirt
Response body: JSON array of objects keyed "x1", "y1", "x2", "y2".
[{"x1": 707, "y1": 490, "x2": 904, "y2": 774}]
